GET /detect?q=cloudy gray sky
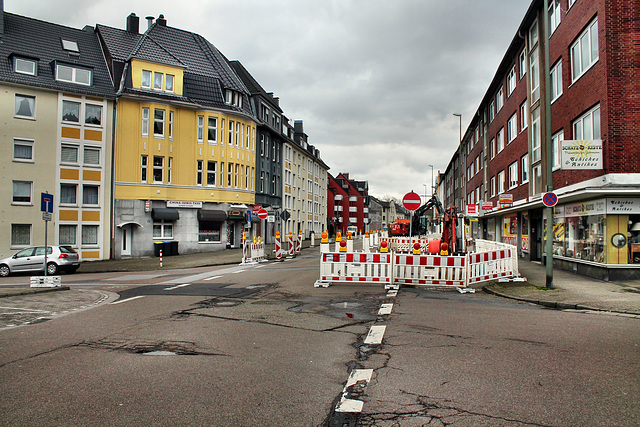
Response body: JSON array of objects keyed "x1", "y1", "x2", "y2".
[{"x1": 6, "y1": 0, "x2": 531, "y2": 200}]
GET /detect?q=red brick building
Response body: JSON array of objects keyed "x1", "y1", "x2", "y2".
[
  {"x1": 327, "y1": 173, "x2": 369, "y2": 235},
  {"x1": 442, "y1": 0, "x2": 639, "y2": 280}
]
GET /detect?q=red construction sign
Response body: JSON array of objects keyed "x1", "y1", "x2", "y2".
[{"x1": 402, "y1": 191, "x2": 422, "y2": 211}]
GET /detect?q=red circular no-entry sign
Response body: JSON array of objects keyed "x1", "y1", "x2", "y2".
[
  {"x1": 257, "y1": 209, "x2": 268, "y2": 220},
  {"x1": 402, "y1": 191, "x2": 422, "y2": 211}
]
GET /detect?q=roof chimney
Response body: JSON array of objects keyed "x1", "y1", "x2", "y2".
[
  {"x1": 145, "y1": 16, "x2": 154, "y2": 29},
  {"x1": 126, "y1": 13, "x2": 139, "y2": 34},
  {"x1": 156, "y1": 14, "x2": 166, "y2": 26}
]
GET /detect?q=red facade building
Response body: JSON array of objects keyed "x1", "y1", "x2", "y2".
[{"x1": 327, "y1": 173, "x2": 369, "y2": 235}]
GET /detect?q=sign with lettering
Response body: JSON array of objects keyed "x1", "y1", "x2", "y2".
[
  {"x1": 499, "y1": 194, "x2": 513, "y2": 208},
  {"x1": 564, "y1": 198, "x2": 606, "y2": 216},
  {"x1": 607, "y1": 198, "x2": 640, "y2": 214},
  {"x1": 167, "y1": 201, "x2": 203, "y2": 208},
  {"x1": 561, "y1": 140, "x2": 603, "y2": 170}
]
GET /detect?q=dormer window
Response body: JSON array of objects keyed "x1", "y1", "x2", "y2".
[
  {"x1": 14, "y1": 58, "x2": 36, "y2": 76},
  {"x1": 61, "y1": 39, "x2": 79, "y2": 53},
  {"x1": 56, "y1": 63, "x2": 91, "y2": 86},
  {"x1": 225, "y1": 89, "x2": 242, "y2": 108}
]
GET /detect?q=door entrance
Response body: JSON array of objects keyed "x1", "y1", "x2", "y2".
[{"x1": 122, "y1": 226, "x2": 132, "y2": 257}]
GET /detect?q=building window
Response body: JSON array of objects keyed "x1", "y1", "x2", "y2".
[
  {"x1": 573, "y1": 105, "x2": 601, "y2": 140},
  {"x1": 235, "y1": 122, "x2": 240, "y2": 147},
  {"x1": 490, "y1": 176, "x2": 496, "y2": 198},
  {"x1": 260, "y1": 171, "x2": 264, "y2": 192},
  {"x1": 520, "y1": 101, "x2": 528, "y2": 131},
  {"x1": 197, "y1": 115, "x2": 204, "y2": 143},
  {"x1": 208, "y1": 117, "x2": 217, "y2": 144},
  {"x1": 496, "y1": 87, "x2": 504, "y2": 112},
  {"x1": 62, "y1": 101, "x2": 80, "y2": 122},
  {"x1": 227, "y1": 163, "x2": 233, "y2": 187},
  {"x1": 12, "y1": 181, "x2": 32, "y2": 204},
  {"x1": 61, "y1": 145, "x2": 78, "y2": 164},
  {"x1": 85, "y1": 104, "x2": 102, "y2": 125},
  {"x1": 207, "y1": 161, "x2": 217, "y2": 186},
  {"x1": 490, "y1": 138, "x2": 496, "y2": 159},
  {"x1": 169, "y1": 111, "x2": 174, "y2": 139},
  {"x1": 198, "y1": 221, "x2": 221, "y2": 242},
  {"x1": 168, "y1": 157, "x2": 173, "y2": 184},
  {"x1": 166, "y1": 74, "x2": 174, "y2": 92},
  {"x1": 550, "y1": 60, "x2": 563, "y2": 102},
  {"x1": 507, "y1": 66, "x2": 516, "y2": 96},
  {"x1": 247, "y1": 166, "x2": 251, "y2": 190},
  {"x1": 571, "y1": 18, "x2": 599, "y2": 82},
  {"x1": 153, "y1": 156, "x2": 164, "y2": 183},
  {"x1": 141, "y1": 70, "x2": 151, "y2": 88},
  {"x1": 552, "y1": 130, "x2": 564, "y2": 170},
  {"x1": 60, "y1": 184, "x2": 77, "y2": 204},
  {"x1": 522, "y1": 154, "x2": 529, "y2": 183},
  {"x1": 489, "y1": 100, "x2": 495, "y2": 122},
  {"x1": 82, "y1": 185, "x2": 99, "y2": 205},
  {"x1": 529, "y1": 48, "x2": 540, "y2": 102},
  {"x1": 56, "y1": 64, "x2": 91, "y2": 85},
  {"x1": 13, "y1": 139, "x2": 34, "y2": 162},
  {"x1": 234, "y1": 164, "x2": 239, "y2": 188},
  {"x1": 59, "y1": 225, "x2": 77, "y2": 246},
  {"x1": 82, "y1": 225, "x2": 98, "y2": 245},
  {"x1": 154, "y1": 109, "x2": 165, "y2": 137},
  {"x1": 141, "y1": 155, "x2": 148, "y2": 182},
  {"x1": 15, "y1": 94, "x2": 35, "y2": 118},
  {"x1": 497, "y1": 170, "x2": 505, "y2": 194},
  {"x1": 548, "y1": 0, "x2": 561, "y2": 34},
  {"x1": 519, "y1": 50, "x2": 526, "y2": 79},
  {"x1": 531, "y1": 107, "x2": 541, "y2": 163},
  {"x1": 529, "y1": 19, "x2": 538, "y2": 47},
  {"x1": 14, "y1": 58, "x2": 36, "y2": 75},
  {"x1": 11, "y1": 224, "x2": 31, "y2": 247},
  {"x1": 153, "y1": 221, "x2": 173, "y2": 239},
  {"x1": 142, "y1": 108, "x2": 149, "y2": 136},
  {"x1": 508, "y1": 162, "x2": 518, "y2": 189},
  {"x1": 497, "y1": 128, "x2": 505, "y2": 154},
  {"x1": 228, "y1": 120, "x2": 234, "y2": 147},
  {"x1": 220, "y1": 119, "x2": 225, "y2": 145},
  {"x1": 197, "y1": 160, "x2": 203, "y2": 185},
  {"x1": 508, "y1": 113, "x2": 517, "y2": 143},
  {"x1": 219, "y1": 162, "x2": 225, "y2": 187},
  {"x1": 154, "y1": 72, "x2": 163, "y2": 90},
  {"x1": 61, "y1": 39, "x2": 79, "y2": 52},
  {"x1": 532, "y1": 164, "x2": 542, "y2": 195}
]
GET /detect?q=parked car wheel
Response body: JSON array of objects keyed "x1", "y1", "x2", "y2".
[
  {"x1": 0, "y1": 264, "x2": 9, "y2": 277},
  {"x1": 46, "y1": 262, "x2": 58, "y2": 275}
]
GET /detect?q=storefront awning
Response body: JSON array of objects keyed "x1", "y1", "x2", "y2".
[
  {"x1": 197, "y1": 209, "x2": 227, "y2": 222},
  {"x1": 117, "y1": 221, "x2": 143, "y2": 228},
  {"x1": 151, "y1": 208, "x2": 179, "y2": 221}
]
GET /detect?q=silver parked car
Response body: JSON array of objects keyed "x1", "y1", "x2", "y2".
[{"x1": 0, "y1": 246, "x2": 80, "y2": 277}]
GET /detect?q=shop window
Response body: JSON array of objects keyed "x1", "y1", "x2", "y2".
[
  {"x1": 556, "y1": 213, "x2": 605, "y2": 263},
  {"x1": 198, "y1": 221, "x2": 221, "y2": 242},
  {"x1": 153, "y1": 221, "x2": 173, "y2": 239}
]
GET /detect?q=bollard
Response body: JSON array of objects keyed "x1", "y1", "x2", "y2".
[
  {"x1": 241, "y1": 232, "x2": 248, "y2": 264},
  {"x1": 159, "y1": 249, "x2": 163, "y2": 267},
  {"x1": 288, "y1": 231, "x2": 294, "y2": 256},
  {"x1": 275, "y1": 232, "x2": 282, "y2": 260}
]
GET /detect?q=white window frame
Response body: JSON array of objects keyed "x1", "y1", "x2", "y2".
[
  {"x1": 15, "y1": 94, "x2": 36, "y2": 119},
  {"x1": 82, "y1": 184, "x2": 99, "y2": 206},
  {"x1": 141, "y1": 70, "x2": 151, "y2": 88},
  {"x1": 56, "y1": 64, "x2": 91, "y2": 86},
  {"x1": 165, "y1": 74, "x2": 175, "y2": 93},
  {"x1": 497, "y1": 170, "x2": 505, "y2": 194},
  {"x1": 531, "y1": 107, "x2": 541, "y2": 163},
  {"x1": 496, "y1": 87, "x2": 504, "y2": 112},
  {"x1": 154, "y1": 109, "x2": 165, "y2": 138},
  {"x1": 13, "y1": 138, "x2": 34, "y2": 162},
  {"x1": 519, "y1": 50, "x2": 526, "y2": 79},
  {"x1": 11, "y1": 224, "x2": 31, "y2": 247},
  {"x1": 573, "y1": 105, "x2": 601, "y2": 140},
  {"x1": 60, "y1": 183, "x2": 77, "y2": 205},
  {"x1": 497, "y1": 128, "x2": 504, "y2": 154},
  {"x1": 154, "y1": 72, "x2": 163, "y2": 91},
  {"x1": 83, "y1": 146, "x2": 101, "y2": 166},
  {"x1": 197, "y1": 160, "x2": 203, "y2": 186},
  {"x1": 153, "y1": 156, "x2": 164, "y2": 183},
  {"x1": 548, "y1": 0, "x2": 561, "y2": 35},
  {"x1": 522, "y1": 154, "x2": 529, "y2": 184},
  {"x1": 208, "y1": 117, "x2": 217, "y2": 145},
  {"x1": 197, "y1": 115, "x2": 204, "y2": 143},
  {"x1": 142, "y1": 108, "x2": 149, "y2": 137},
  {"x1": 551, "y1": 59, "x2": 563, "y2": 102},
  {"x1": 508, "y1": 113, "x2": 517, "y2": 143},
  {"x1": 571, "y1": 18, "x2": 599, "y2": 83},
  {"x1": 169, "y1": 111, "x2": 174, "y2": 140},
  {"x1": 529, "y1": 48, "x2": 540, "y2": 103},
  {"x1": 490, "y1": 176, "x2": 496, "y2": 198},
  {"x1": 507, "y1": 66, "x2": 516, "y2": 96},
  {"x1": 207, "y1": 160, "x2": 217, "y2": 187},
  {"x1": 141, "y1": 155, "x2": 148, "y2": 183},
  {"x1": 520, "y1": 101, "x2": 528, "y2": 131},
  {"x1": 552, "y1": 130, "x2": 564, "y2": 170},
  {"x1": 153, "y1": 221, "x2": 173, "y2": 239},
  {"x1": 15, "y1": 58, "x2": 36, "y2": 75},
  {"x1": 12, "y1": 180, "x2": 33, "y2": 205},
  {"x1": 508, "y1": 162, "x2": 518, "y2": 190}
]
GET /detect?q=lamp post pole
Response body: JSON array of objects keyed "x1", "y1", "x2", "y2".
[{"x1": 543, "y1": 0, "x2": 554, "y2": 289}]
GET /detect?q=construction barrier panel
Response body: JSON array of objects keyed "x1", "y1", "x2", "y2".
[
  {"x1": 467, "y1": 245, "x2": 518, "y2": 285},
  {"x1": 393, "y1": 254, "x2": 467, "y2": 287},
  {"x1": 251, "y1": 241, "x2": 266, "y2": 263},
  {"x1": 315, "y1": 252, "x2": 394, "y2": 288}
]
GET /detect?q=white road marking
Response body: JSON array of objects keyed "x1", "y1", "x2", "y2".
[
  {"x1": 233, "y1": 270, "x2": 246, "y2": 274},
  {"x1": 378, "y1": 303, "x2": 393, "y2": 315},
  {"x1": 110, "y1": 296, "x2": 145, "y2": 305},
  {"x1": 364, "y1": 325, "x2": 386, "y2": 345},
  {"x1": 204, "y1": 275, "x2": 223, "y2": 281},
  {"x1": 387, "y1": 289, "x2": 398, "y2": 297},
  {"x1": 164, "y1": 283, "x2": 192, "y2": 291},
  {"x1": 335, "y1": 369, "x2": 374, "y2": 413}
]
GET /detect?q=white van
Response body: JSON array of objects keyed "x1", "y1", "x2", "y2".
[{"x1": 346, "y1": 225, "x2": 358, "y2": 235}]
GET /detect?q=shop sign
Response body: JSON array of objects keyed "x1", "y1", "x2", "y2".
[
  {"x1": 561, "y1": 140, "x2": 603, "y2": 170},
  {"x1": 499, "y1": 194, "x2": 513, "y2": 208},
  {"x1": 481, "y1": 201, "x2": 493, "y2": 210},
  {"x1": 167, "y1": 201, "x2": 203, "y2": 208},
  {"x1": 607, "y1": 198, "x2": 640, "y2": 214},
  {"x1": 466, "y1": 204, "x2": 478, "y2": 216},
  {"x1": 564, "y1": 198, "x2": 606, "y2": 216}
]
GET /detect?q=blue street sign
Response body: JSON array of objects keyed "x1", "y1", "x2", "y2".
[
  {"x1": 245, "y1": 210, "x2": 252, "y2": 222},
  {"x1": 542, "y1": 192, "x2": 558, "y2": 207},
  {"x1": 41, "y1": 192, "x2": 54, "y2": 213}
]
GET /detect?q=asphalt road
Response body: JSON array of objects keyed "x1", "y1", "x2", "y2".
[{"x1": 0, "y1": 252, "x2": 638, "y2": 426}]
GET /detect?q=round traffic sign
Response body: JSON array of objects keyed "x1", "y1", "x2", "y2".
[
  {"x1": 542, "y1": 192, "x2": 558, "y2": 207},
  {"x1": 402, "y1": 191, "x2": 422, "y2": 211},
  {"x1": 257, "y1": 209, "x2": 268, "y2": 220}
]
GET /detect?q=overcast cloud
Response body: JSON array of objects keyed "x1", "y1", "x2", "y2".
[{"x1": 6, "y1": 0, "x2": 531, "y2": 200}]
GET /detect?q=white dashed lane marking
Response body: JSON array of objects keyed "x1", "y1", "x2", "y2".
[
  {"x1": 335, "y1": 369, "x2": 373, "y2": 413},
  {"x1": 364, "y1": 325, "x2": 386, "y2": 345},
  {"x1": 110, "y1": 296, "x2": 145, "y2": 305},
  {"x1": 378, "y1": 303, "x2": 393, "y2": 315},
  {"x1": 164, "y1": 283, "x2": 192, "y2": 291}
]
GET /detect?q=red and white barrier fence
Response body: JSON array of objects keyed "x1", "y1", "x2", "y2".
[
  {"x1": 393, "y1": 254, "x2": 467, "y2": 287},
  {"x1": 314, "y1": 252, "x2": 394, "y2": 288}
]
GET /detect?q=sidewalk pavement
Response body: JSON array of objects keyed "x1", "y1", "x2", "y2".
[{"x1": 1, "y1": 245, "x2": 639, "y2": 315}]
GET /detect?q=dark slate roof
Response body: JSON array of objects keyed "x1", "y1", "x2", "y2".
[
  {"x1": 0, "y1": 13, "x2": 115, "y2": 98},
  {"x1": 97, "y1": 21, "x2": 252, "y2": 115},
  {"x1": 228, "y1": 60, "x2": 282, "y2": 112}
]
